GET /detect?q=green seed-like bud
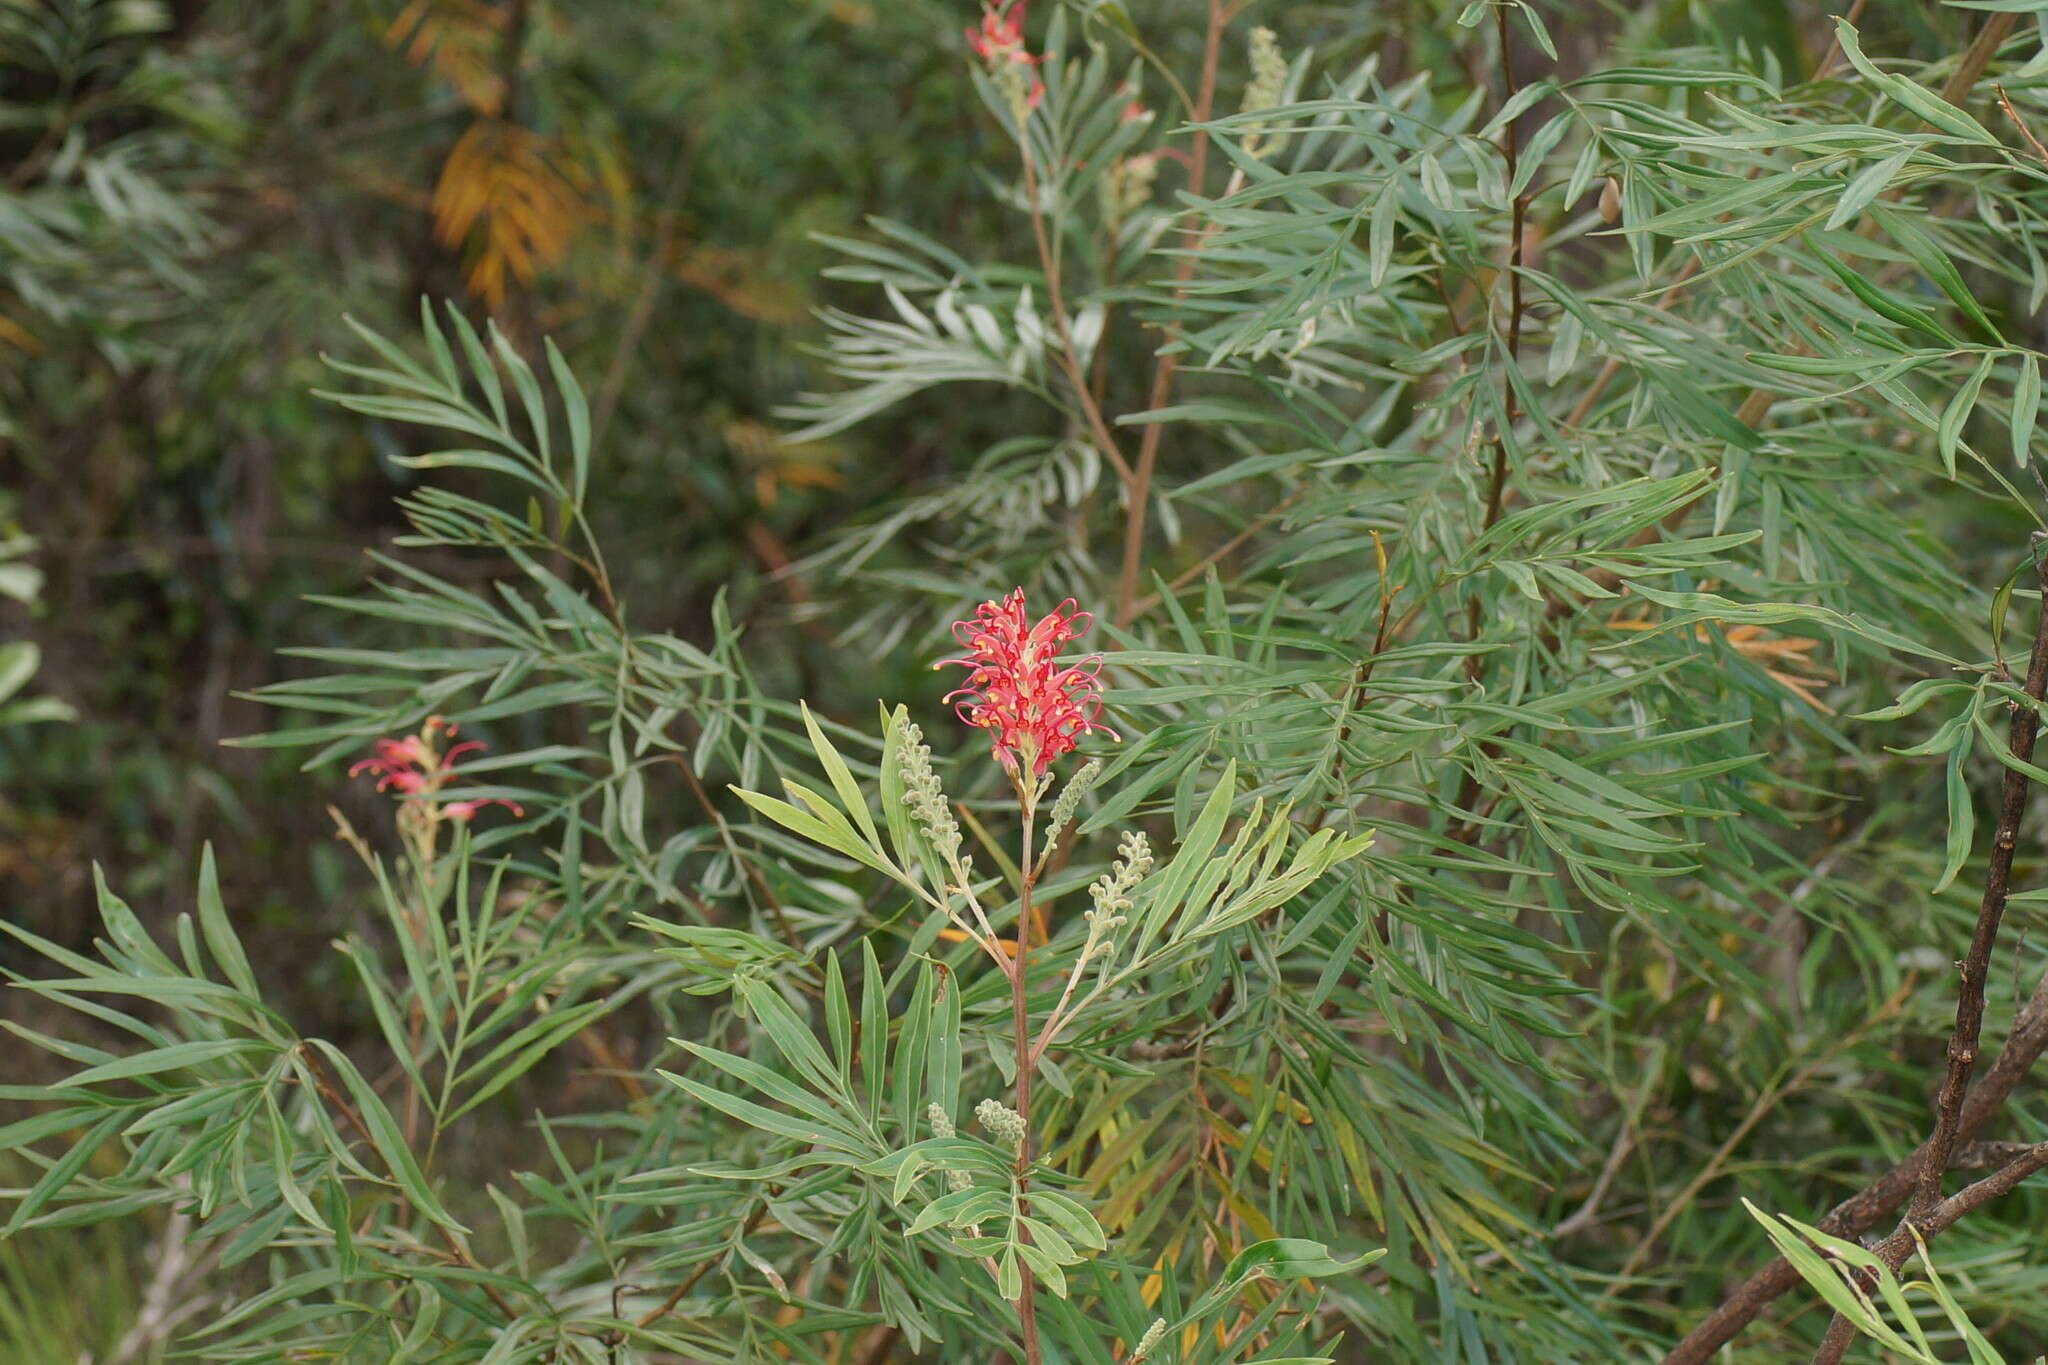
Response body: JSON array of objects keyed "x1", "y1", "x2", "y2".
[
  {"x1": 1240, "y1": 27, "x2": 1287, "y2": 158},
  {"x1": 896, "y1": 718, "x2": 964, "y2": 864},
  {"x1": 1043, "y1": 758, "x2": 1101, "y2": 848},
  {"x1": 927, "y1": 1102, "x2": 956, "y2": 1140},
  {"x1": 975, "y1": 1097, "x2": 1028, "y2": 1150}
]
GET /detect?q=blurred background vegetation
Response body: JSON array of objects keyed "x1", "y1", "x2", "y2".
[{"x1": 1, "y1": 0, "x2": 1004, "y2": 946}]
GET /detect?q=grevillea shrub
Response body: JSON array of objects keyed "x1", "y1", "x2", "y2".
[{"x1": 16, "y1": 3, "x2": 2048, "y2": 1363}]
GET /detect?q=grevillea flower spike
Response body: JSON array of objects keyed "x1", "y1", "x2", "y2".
[
  {"x1": 966, "y1": 0, "x2": 1036, "y2": 67},
  {"x1": 939, "y1": 589, "x2": 1118, "y2": 783},
  {"x1": 349, "y1": 716, "x2": 522, "y2": 821},
  {"x1": 966, "y1": 0, "x2": 1044, "y2": 115}
]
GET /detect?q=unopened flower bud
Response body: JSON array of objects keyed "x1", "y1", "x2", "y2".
[
  {"x1": 1044, "y1": 758, "x2": 1101, "y2": 847},
  {"x1": 1086, "y1": 831, "x2": 1152, "y2": 939},
  {"x1": 927, "y1": 1103, "x2": 975, "y2": 1189},
  {"x1": 1240, "y1": 27, "x2": 1287, "y2": 157},
  {"x1": 897, "y1": 719, "x2": 964, "y2": 863},
  {"x1": 927, "y1": 1102, "x2": 956, "y2": 1140},
  {"x1": 975, "y1": 1097, "x2": 1028, "y2": 1150}
]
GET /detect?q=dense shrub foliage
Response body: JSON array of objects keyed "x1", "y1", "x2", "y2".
[{"x1": 14, "y1": 1, "x2": 2048, "y2": 1362}]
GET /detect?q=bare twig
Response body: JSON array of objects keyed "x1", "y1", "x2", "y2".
[
  {"x1": 1449, "y1": 4, "x2": 1539, "y2": 830},
  {"x1": 1616, "y1": 983, "x2": 1910, "y2": 1289},
  {"x1": 668, "y1": 750, "x2": 803, "y2": 952},
  {"x1": 1810, "y1": 1139, "x2": 2048, "y2": 1363},
  {"x1": 1997, "y1": 83, "x2": 2048, "y2": 167},
  {"x1": 591, "y1": 137, "x2": 697, "y2": 454},
  {"x1": 631, "y1": 1199, "x2": 773, "y2": 1332},
  {"x1": 1018, "y1": 148, "x2": 1136, "y2": 488},
  {"x1": 1811, "y1": 0, "x2": 1869, "y2": 83},
  {"x1": 1911, "y1": 541, "x2": 2048, "y2": 1216},
  {"x1": 104, "y1": 1194, "x2": 215, "y2": 1365},
  {"x1": 1125, "y1": 486, "x2": 1306, "y2": 619},
  {"x1": 1476, "y1": 2, "x2": 1528, "y2": 543}
]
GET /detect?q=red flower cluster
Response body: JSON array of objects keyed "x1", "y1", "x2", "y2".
[
  {"x1": 966, "y1": 0, "x2": 1044, "y2": 109},
  {"x1": 350, "y1": 716, "x2": 522, "y2": 821},
  {"x1": 940, "y1": 590, "x2": 1116, "y2": 778}
]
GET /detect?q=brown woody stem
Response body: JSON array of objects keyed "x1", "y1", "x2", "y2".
[
  {"x1": 1010, "y1": 794, "x2": 1043, "y2": 1365},
  {"x1": 1112, "y1": 0, "x2": 1227, "y2": 628},
  {"x1": 1807, "y1": 540, "x2": 2048, "y2": 1364}
]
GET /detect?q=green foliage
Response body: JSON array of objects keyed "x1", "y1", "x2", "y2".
[
  {"x1": 16, "y1": 1, "x2": 2048, "y2": 1362},
  {"x1": 1752, "y1": 1204, "x2": 2012, "y2": 1364}
]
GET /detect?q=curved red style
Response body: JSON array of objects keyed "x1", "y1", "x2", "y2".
[{"x1": 940, "y1": 589, "x2": 1117, "y2": 778}]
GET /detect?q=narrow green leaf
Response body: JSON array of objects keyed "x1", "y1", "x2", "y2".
[{"x1": 307, "y1": 1040, "x2": 467, "y2": 1232}]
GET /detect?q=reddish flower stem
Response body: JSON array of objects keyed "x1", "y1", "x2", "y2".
[
  {"x1": 1009, "y1": 797, "x2": 1043, "y2": 1365},
  {"x1": 1113, "y1": 0, "x2": 1227, "y2": 628}
]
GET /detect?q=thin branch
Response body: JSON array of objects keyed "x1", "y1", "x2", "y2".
[
  {"x1": 1448, "y1": 3, "x2": 1538, "y2": 832},
  {"x1": 1997, "y1": 82, "x2": 2048, "y2": 166},
  {"x1": 1125, "y1": 485, "x2": 1306, "y2": 619},
  {"x1": 631, "y1": 1199, "x2": 773, "y2": 1331},
  {"x1": 1810, "y1": 1139, "x2": 2048, "y2": 1364},
  {"x1": 1112, "y1": 0, "x2": 1228, "y2": 627},
  {"x1": 1808, "y1": 539, "x2": 2048, "y2": 1365},
  {"x1": 668, "y1": 750, "x2": 803, "y2": 952},
  {"x1": 1811, "y1": 0, "x2": 1869, "y2": 83},
  {"x1": 1912, "y1": 541, "x2": 2048, "y2": 1216},
  {"x1": 591, "y1": 137, "x2": 697, "y2": 454},
  {"x1": 1614, "y1": 982, "x2": 1910, "y2": 1289},
  {"x1": 1019, "y1": 147, "x2": 1136, "y2": 487},
  {"x1": 301, "y1": 1047, "x2": 522, "y2": 1324},
  {"x1": 1661, "y1": 958, "x2": 2048, "y2": 1365},
  {"x1": 1476, "y1": 1, "x2": 1528, "y2": 541}
]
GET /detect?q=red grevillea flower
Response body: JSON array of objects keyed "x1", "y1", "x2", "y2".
[
  {"x1": 349, "y1": 717, "x2": 522, "y2": 820},
  {"x1": 940, "y1": 589, "x2": 1117, "y2": 778},
  {"x1": 966, "y1": 0, "x2": 1045, "y2": 109},
  {"x1": 966, "y1": 0, "x2": 1032, "y2": 63}
]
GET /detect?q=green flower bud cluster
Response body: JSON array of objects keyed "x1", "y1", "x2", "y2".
[
  {"x1": 926, "y1": 1101, "x2": 956, "y2": 1140},
  {"x1": 1043, "y1": 757, "x2": 1101, "y2": 848},
  {"x1": 928, "y1": 1103, "x2": 973, "y2": 1191},
  {"x1": 896, "y1": 719, "x2": 964, "y2": 865},
  {"x1": 1083, "y1": 830, "x2": 1152, "y2": 958},
  {"x1": 975, "y1": 1097, "x2": 1028, "y2": 1151},
  {"x1": 1118, "y1": 153, "x2": 1160, "y2": 218},
  {"x1": 996, "y1": 60, "x2": 1034, "y2": 129},
  {"x1": 1240, "y1": 27, "x2": 1287, "y2": 158}
]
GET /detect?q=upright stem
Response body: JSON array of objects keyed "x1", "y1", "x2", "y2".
[
  {"x1": 1112, "y1": 0, "x2": 1227, "y2": 627},
  {"x1": 1449, "y1": 4, "x2": 1534, "y2": 825},
  {"x1": 1912, "y1": 542, "x2": 2048, "y2": 1214},
  {"x1": 1020, "y1": 148, "x2": 1135, "y2": 488},
  {"x1": 1809, "y1": 539, "x2": 2048, "y2": 1365},
  {"x1": 1474, "y1": 2, "x2": 1527, "y2": 566},
  {"x1": 1009, "y1": 793, "x2": 1043, "y2": 1365}
]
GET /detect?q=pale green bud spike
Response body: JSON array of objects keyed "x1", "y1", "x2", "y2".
[
  {"x1": 975, "y1": 1097, "x2": 1028, "y2": 1150},
  {"x1": 1043, "y1": 758, "x2": 1102, "y2": 848},
  {"x1": 1240, "y1": 27, "x2": 1287, "y2": 158},
  {"x1": 926, "y1": 1102, "x2": 956, "y2": 1141},
  {"x1": 895, "y1": 718, "x2": 963, "y2": 863}
]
